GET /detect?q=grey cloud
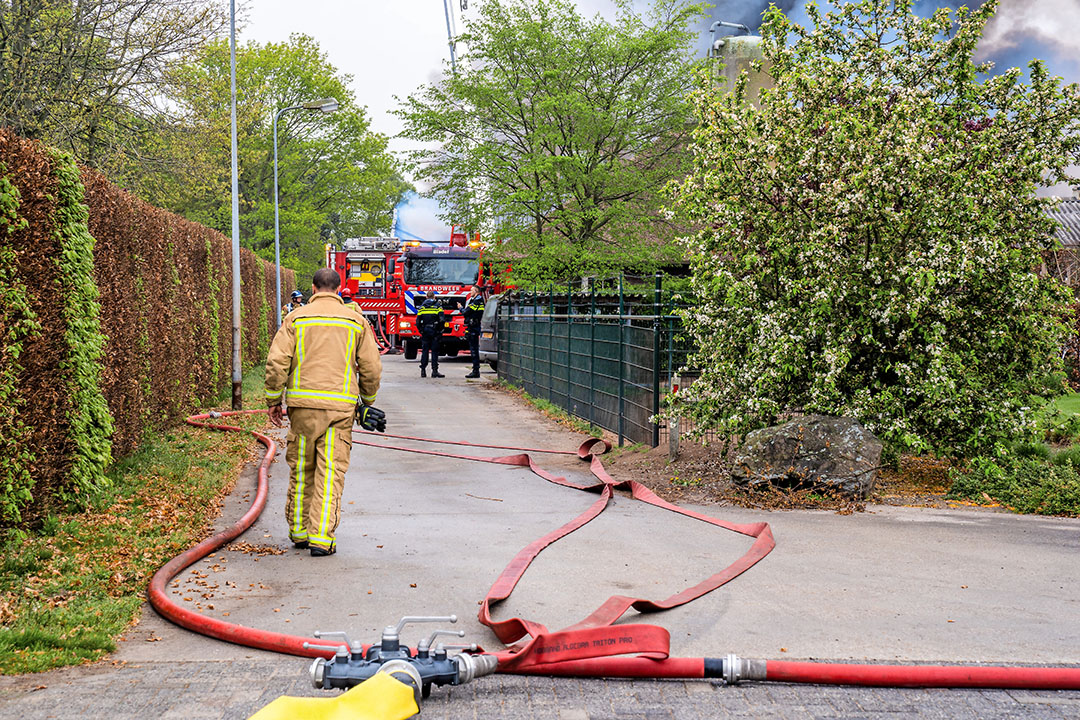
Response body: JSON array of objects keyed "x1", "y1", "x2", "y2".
[{"x1": 981, "y1": 0, "x2": 1080, "y2": 55}]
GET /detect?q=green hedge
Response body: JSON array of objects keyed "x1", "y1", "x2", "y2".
[
  {"x1": 0, "y1": 166, "x2": 40, "y2": 524},
  {"x1": 51, "y1": 150, "x2": 115, "y2": 506},
  {"x1": 0, "y1": 129, "x2": 294, "y2": 526}
]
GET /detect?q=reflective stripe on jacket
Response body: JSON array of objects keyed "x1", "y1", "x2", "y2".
[
  {"x1": 265, "y1": 292, "x2": 382, "y2": 411},
  {"x1": 416, "y1": 302, "x2": 446, "y2": 336},
  {"x1": 463, "y1": 297, "x2": 485, "y2": 332}
]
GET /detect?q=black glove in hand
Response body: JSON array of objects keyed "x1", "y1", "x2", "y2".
[{"x1": 357, "y1": 405, "x2": 387, "y2": 433}]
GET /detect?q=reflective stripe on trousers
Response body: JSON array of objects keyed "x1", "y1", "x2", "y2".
[{"x1": 284, "y1": 408, "x2": 354, "y2": 550}]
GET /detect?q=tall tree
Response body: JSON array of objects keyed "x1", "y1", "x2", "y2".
[
  {"x1": 0, "y1": 0, "x2": 228, "y2": 173},
  {"x1": 397, "y1": 0, "x2": 705, "y2": 285},
  {"x1": 669, "y1": 0, "x2": 1080, "y2": 456},
  {"x1": 145, "y1": 35, "x2": 409, "y2": 284}
]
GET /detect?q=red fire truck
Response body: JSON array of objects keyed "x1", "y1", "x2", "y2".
[
  {"x1": 324, "y1": 236, "x2": 401, "y2": 341},
  {"x1": 325, "y1": 227, "x2": 503, "y2": 359}
]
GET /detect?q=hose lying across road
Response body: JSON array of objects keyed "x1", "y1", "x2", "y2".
[{"x1": 149, "y1": 409, "x2": 1080, "y2": 690}]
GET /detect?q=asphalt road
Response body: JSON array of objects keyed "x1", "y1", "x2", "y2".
[{"x1": 1, "y1": 354, "x2": 1079, "y2": 719}]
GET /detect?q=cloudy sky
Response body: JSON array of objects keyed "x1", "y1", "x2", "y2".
[{"x1": 242, "y1": 0, "x2": 1080, "y2": 241}]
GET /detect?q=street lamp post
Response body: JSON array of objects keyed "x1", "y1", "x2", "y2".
[
  {"x1": 442, "y1": 0, "x2": 458, "y2": 72},
  {"x1": 273, "y1": 97, "x2": 340, "y2": 328},
  {"x1": 229, "y1": 0, "x2": 242, "y2": 410}
]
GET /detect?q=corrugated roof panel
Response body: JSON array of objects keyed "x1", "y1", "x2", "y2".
[{"x1": 1047, "y1": 199, "x2": 1080, "y2": 247}]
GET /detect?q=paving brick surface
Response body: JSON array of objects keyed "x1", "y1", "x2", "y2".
[{"x1": 1, "y1": 659, "x2": 1079, "y2": 719}]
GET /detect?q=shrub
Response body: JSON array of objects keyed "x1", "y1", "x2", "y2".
[
  {"x1": 1012, "y1": 441, "x2": 1051, "y2": 460},
  {"x1": 1051, "y1": 445, "x2": 1080, "y2": 468},
  {"x1": 669, "y1": 0, "x2": 1079, "y2": 457},
  {"x1": 1041, "y1": 408, "x2": 1080, "y2": 444},
  {"x1": 0, "y1": 129, "x2": 294, "y2": 527},
  {"x1": 948, "y1": 454, "x2": 1080, "y2": 516}
]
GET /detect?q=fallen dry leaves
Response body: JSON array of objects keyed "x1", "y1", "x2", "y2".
[{"x1": 225, "y1": 541, "x2": 286, "y2": 556}]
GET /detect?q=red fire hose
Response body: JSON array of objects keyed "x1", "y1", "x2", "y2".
[
  {"x1": 367, "y1": 316, "x2": 392, "y2": 355},
  {"x1": 148, "y1": 410, "x2": 1080, "y2": 690},
  {"x1": 763, "y1": 661, "x2": 1080, "y2": 689},
  {"x1": 147, "y1": 411, "x2": 359, "y2": 660}
]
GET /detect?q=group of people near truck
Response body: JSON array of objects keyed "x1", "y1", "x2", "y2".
[
  {"x1": 415, "y1": 286, "x2": 485, "y2": 379},
  {"x1": 282, "y1": 286, "x2": 363, "y2": 318},
  {"x1": 264, "y1": 271, "x2": 486, "y2": 558}
]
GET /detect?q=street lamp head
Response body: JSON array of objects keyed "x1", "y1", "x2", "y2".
[{"x1": 303, "y1": 97, "x2": 339, "y2": 113}]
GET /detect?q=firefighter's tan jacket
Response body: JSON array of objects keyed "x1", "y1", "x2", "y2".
[{"x1": 265, "y1": 292, "x2": 381, "y2": 412}]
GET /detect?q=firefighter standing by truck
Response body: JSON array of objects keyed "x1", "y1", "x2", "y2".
[
  {"x1": 265, "y1": 268, "x2": 386, "y2": 557},
  {"x1": 416, "y1": 292, "x2": 446, "y2": 378},
  {"x1": 283, "y1": 289, "x2": 305, "y2": 315},
  {"x1": 462, "y1": 285, "x2": 485, "y2": 378}
]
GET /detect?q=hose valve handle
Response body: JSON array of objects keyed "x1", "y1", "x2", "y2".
[
  {"x1": 418, "y1": 629, "x2": 465, "y2": 653},
  {"x1": 382, "y1": 615, "x2": 457, "y2": 651},
  {"x1": 442, "y1": 643, "x2": 478, "y2": 651},
  {"x1": 390, "y1": 615, "x2": 457, "y2": 635},
  {"x1": 302, "y1": 642, "x2": 350, "y2": 659},
  {"x1": 435, "y1": 642, "x2": 479, "y2": 657},
  {"x1": 313, "y1": 630, "x2": 357, "y2": 652}
]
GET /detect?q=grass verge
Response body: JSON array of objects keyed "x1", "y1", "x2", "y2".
[
  {"x1": 0, "y1": 368, "x2": 270, "y2": 674},
  {"x1": 489, "y1": 378, "x2": 603, "y2": 438}
]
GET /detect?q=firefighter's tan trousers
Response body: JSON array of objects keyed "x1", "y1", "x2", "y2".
[{"x1": 285, "y1": 408, "x2": 354, "y2": 551}]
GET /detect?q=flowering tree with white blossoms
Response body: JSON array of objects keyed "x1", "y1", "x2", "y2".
[{"x1": 669, "y1": 0, "x2": 1080, "y2": 456}]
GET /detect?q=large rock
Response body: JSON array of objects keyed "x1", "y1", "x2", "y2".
[{"x1": 730, "y1": 415, "x2": 883, "y2": 498}]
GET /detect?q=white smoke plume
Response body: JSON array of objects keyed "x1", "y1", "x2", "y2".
[{"x1": 981, "y1": 0, "x2": 1080, "y2": 56}]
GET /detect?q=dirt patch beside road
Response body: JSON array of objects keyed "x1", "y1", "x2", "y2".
[
  {"x1": 604, "y1": 439, "x2": 962, "y2": 514},
  {"x1": 478, "y1": 377, "x2": 975, "y2": 514}
]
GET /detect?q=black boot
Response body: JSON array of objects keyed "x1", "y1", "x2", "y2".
[
  {"x1": 432, "y1": 370, "x2": 445, "y2": 378},
  {"x1": 465, "y1": 369, "x2": 480, "y2": 378},
  {"x1": 420, "y1": 367, "x2": 427, "y2": 378}
]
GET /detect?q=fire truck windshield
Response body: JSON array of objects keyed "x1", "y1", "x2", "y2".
[{"x1": 405, "y1": 257, "x2": 479, "y2": 285}]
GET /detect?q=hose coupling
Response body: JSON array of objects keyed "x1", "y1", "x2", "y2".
[
  {"x1": 724, "y1": 653, "x2": 742, "y2": 684},
  {"x1": 378, "y1": 659, "x2": 424, "y2": 708},
  {"x1": 453, "y1": 652, "x2": 499, "y2": 685},
  {"x1": 723, "y1": 654, "x2": 767, "y2": 685},
  {"x1": 310, "y1": 657, "x2": 327, "y2": 689}
]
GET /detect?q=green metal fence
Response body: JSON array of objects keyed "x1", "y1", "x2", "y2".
[{"x1": 497, "y1": 273, "x2": 687, "y2": 447}]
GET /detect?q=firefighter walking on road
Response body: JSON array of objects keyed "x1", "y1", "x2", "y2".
[
  {"x1": 463, "y1": 285, "x2": 485, "y2": 378},
  {"x1": 265, "y1": 268, "x2": 386, "y2": 557},
  {"x1": 416, "y1": 292, "x2": 446, "y2": 378}
]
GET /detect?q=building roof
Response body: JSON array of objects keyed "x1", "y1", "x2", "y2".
[{"x1": 1047, "y1": 199, "x2": 1080, "y2": 247}]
